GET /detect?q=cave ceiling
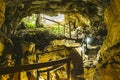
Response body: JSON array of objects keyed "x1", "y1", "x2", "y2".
[{"x1": 3, "y1": 0, "x2": 111, "y2": 30}]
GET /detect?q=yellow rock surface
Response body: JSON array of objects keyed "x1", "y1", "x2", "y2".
[
  {"x1": 94, "y1": 0, "x2": 120, "y2": 80},
  {"x1": 84, "y1": 0, "x2": 120, "y2": 80},
  {"x1": 0, "y1": 0, "x2": 5, "y2": 27},
  {"x1": 101, "y1": 0, "x2": 120, "y2": 52}
]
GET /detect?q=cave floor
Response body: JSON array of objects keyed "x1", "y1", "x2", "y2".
[{"x1": 83, "y1": 49, "x2": 98, "y2": 67}]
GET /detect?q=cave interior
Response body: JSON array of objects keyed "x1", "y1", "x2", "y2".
[{"x1": 0, "y1": 0, "x2": 120, "y2": 80}]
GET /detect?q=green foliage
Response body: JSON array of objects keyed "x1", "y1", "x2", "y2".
[
  {"x1": 24, "y1": 21, "x2": 36, "y2": 28},
  {"x1": 21, "y1": 14, "x2": 65, "y2": 36},
  {"x1": 47, "y1": 24, "x2": 64, "y2": 36},
  {"x1": 21, "y1": 14, "x2": 36, "y2": 28}
]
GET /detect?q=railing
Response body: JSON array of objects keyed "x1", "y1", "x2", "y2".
[
  {"x1": 42, "y1": 17, "x2": 81, "y2": 40},
  {"x1": 35, "y1": 48, "x2": 70, "y2": 80},
  {"x1": 0, "y1": 54, "x2": 71, "y2": 80},
  {"x1": 37, "y1": 57, "x2": 71, "y2": 80}
]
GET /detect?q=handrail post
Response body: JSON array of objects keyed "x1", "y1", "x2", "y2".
[
  {"x1": 19, "y1": 72, "x2": 21, "y2": 80},
  {"x1": 36, "y1": 54, "x2": 39, "y2": 80},
  {"x1": 69, "y1": 21, "x2": 71, "y2": 39},
  {"x1": 67, "y1": 58, "x2": 71, "y2": 80},
  {"x1": 37, "y1": 70, "x2": 39, "y2": 80},
  {"x1": 64, "y1": 24, "x2": 65, "y2": 37},
  {"x1": 77, "y1": 29, "x2": 78, "y2": 40},
  {"x1": 47, "y1": 71, "x2": 50, "y2": 80},
  {"x1": 58, "y1": 23, "x2": 60, "y2": 36}
]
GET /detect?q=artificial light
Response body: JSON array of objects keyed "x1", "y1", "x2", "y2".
[{"x1": 85, "y1": 37, "x2": 91, "y2": 44}]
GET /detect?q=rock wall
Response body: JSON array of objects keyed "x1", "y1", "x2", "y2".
[
  {"x1": 99, "y1": 0, "x2": 120, "y2": 67},
  {"x1": 0, "y1": 0, "x2": 120, "y2": 80},
  {"x1": 2, "y1": 0, "x2": 102, "y2": 33},
  {"x1": 101, "y1": 0, "x2": 120, "y2": 54},
  {"x1": 0, "y1": 0, "x2": 5, "y2": 27},
  {"x1": 64, "y1": 13, "x2": 91, "y2": 27},
  {"x1": 89, "y1": 0, "x2": 120, "y2": 80}
]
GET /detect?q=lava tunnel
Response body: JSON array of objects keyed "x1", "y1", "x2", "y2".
[{"x1": 0, "y1": 0, "x2": 120, "y2": 80}]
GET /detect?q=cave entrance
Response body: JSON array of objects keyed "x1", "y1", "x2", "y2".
[{"x1": 0, "y1": 13, "x2": 103, "y2": 80}]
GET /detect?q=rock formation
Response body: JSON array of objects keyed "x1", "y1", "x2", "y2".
[
  {"x1": 0, "y1": 0, "x2": 120, "y2": 80},
  {"x1": 93, "y1": 0, "x2": 120, "y2": 80},
  {"x1": 0, "y1": 0, "x2": 5, "y2": 27},
  {"x1": 2, "y1": 0, "x2": 106, "y2": 34}
]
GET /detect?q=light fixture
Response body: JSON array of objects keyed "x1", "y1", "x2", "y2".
[{"x1": 85, "y1": 37, "x2": 91, "y2": 44}]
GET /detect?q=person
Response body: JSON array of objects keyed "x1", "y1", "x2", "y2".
[{"x1": 81, "y1": 27, "x2": 89, "y2": 56}]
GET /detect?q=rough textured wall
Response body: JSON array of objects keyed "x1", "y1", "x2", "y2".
[
  {"x1": 64, "y1": 13, "x2": 91, "y2": 26},
  {"x1": 3, "y1": 0, "x2": 103, "y2": 33},
  {"x1": 0, "y1": 0, "x2": 5, "y2": 27},
  {"x1": 84, "y1": 0, "x2": 120, "y2": 80},
  {"x1": 94, "y1": 0, "x2": 120, "y2": 80},
  {"x1": 101, "y1": 0, "x2": 120, "y2": 52},
  {"x1": 99, "y1": 0, "x2": 120, "y2": 65}
]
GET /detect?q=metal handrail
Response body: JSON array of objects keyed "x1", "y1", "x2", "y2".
[{"x1": 0, "y1": 57, "x2": 71, "y2": 80}]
